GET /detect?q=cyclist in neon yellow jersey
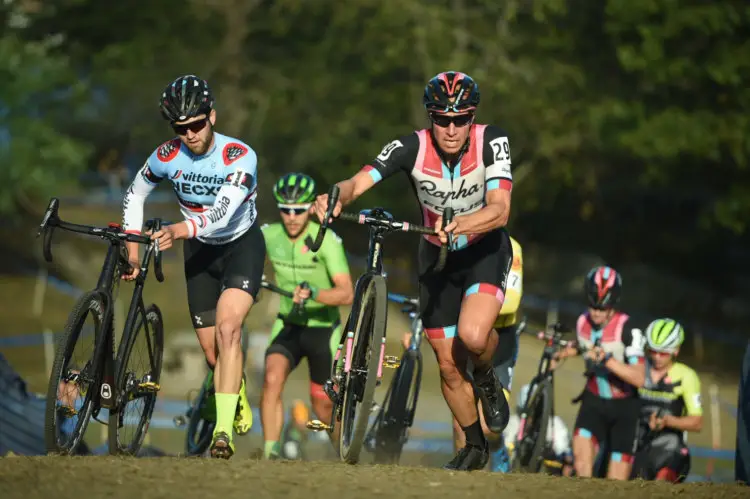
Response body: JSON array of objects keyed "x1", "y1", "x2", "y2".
[
  {"x1": 260, "y1": 173, "x2": 354, "y2": 459},
  {"x1": 631, "y1": 318, "x2": 703, "y2": 483}
]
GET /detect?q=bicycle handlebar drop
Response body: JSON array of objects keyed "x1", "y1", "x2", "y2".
[{"x1": 37, "y1": 197, "x2": 165, "y2": 283}]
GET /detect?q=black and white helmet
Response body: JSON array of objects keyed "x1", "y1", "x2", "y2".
[{"x1": 159, "y1": 75, "x2": 214, "y2": 123}]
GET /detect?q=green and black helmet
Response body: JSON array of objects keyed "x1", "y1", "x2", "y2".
[
  {"x1": 273, "y1": 173, "x2": 316, "y2": 204},
  {"x1": 645, "y1": 318, "x2": 685, "y2": 354}
]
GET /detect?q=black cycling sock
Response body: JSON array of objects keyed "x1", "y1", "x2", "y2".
[{"x1": 462, "y1": 420, "x2": 485, "y2": 448}]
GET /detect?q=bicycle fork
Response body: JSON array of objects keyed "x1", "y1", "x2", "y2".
[{"x1": 307, "y1": 333, "x2": 399, "y2": 433}]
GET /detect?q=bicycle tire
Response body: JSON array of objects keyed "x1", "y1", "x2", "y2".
[
  {"x1": 373, "y1": 350, "x2": 418, "y2": 464},
  {"x1": 511, "y1": 380, "x2": 552, "y2": 473},
  {"x1": 340, "y1": 274, "x2": 387, "y2": 464},
  {"x1": 44, "y1": 290, "x2": 106, "y2": 455},
  {"x1": 108, "y1": 303, "x2": 164, "y2": 455},
  {"x1": 185, "y1": 380, "x2": 216, "y2": 456}
]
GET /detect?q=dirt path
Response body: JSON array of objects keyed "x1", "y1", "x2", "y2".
[{"x1": 1, "y1": 457, "x2": 747, "y2": 499}]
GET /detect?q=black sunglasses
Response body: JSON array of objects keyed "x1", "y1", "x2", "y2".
[
  {"x1": 278, "y1": 204, "x2": 311, "y2": 215},
  {"x1": 172, "y1": 118, "x2": 209, "y2": 136},
  {"x1": 429, "y1": 112, "x2": 474, "y2": 128}
]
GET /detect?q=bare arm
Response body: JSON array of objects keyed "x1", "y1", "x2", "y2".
[
  {"x1": 313, "y1": 272, "x2": 354, "y2": 307},
  {"x1": 664, "y1": 414, "x2": 703, "y2": 433},
  {"x1": 603, "y1": 357, "x2": 646, "y2": 388},
  {"x1": 452, "y1": 188, "x2": 511, "y2": 235},
  {"x1": 314, "y1": 170, "x2": 376, "y2": 221}
]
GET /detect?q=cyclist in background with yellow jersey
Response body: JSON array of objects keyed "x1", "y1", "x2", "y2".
[
  {"x1": 631, "y1": 318, "x2": 703, "y2": 483},
  {"x1": 451, "y1": 236, "x2": 524, "y2": 472}
]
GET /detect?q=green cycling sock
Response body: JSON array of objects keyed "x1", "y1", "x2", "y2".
[
  {"x1": 214, "y1": 392, "x2": 239, "y2": 436},
  {"x1": 264, "y1": 440, "x2": 281, "y2": 458}
]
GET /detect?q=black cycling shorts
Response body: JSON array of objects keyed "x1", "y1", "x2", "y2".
[
  {"x1": 631, "y1": 431, "x2": 690, "y2": 482},
  {"x1": 265, "y1": 321, "x2": 339, "y2": 387},
  {"x1": 574, "y1": 390, "x2": 640, "y2": 457},
  {"x1": 417, "y1": 228, "x2": 513, "y2": 338},
  {"x1": 183, "y1": 223, "x2": 266, "y2": 329}
]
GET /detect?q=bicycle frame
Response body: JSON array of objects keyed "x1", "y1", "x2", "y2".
[
  {"x1": 332, "y1": 216, "x2": 390, "y2": 390},
  {"x1": 515, "y1": 323, "x2": 573, "y2": 456},
  {"x1": 37, "y1": 197, "x2": 163, "y2": 415}
]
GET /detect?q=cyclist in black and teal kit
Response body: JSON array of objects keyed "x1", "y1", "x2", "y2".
[{"x1": 260, "y1": 173, "x2": 354, "y2": 459}]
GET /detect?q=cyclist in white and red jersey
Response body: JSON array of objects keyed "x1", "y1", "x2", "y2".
[
  {"x1": 555, "y1": 265, "x2": 646, "y2": 480},
  {"x1": 314, "y1": 71, "x2": 513, "y2": 470},
  {"x1": 121, "y1": 75, "x2": 265, "y2": 459}
]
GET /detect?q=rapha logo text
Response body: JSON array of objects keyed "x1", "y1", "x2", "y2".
[{"x1": 419, "y1": 179, "x2": 481, "y2": 205}]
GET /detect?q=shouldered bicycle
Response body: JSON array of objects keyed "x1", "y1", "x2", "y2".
[
  {"x1": 37, "y1": 198, "x2": 166, "y2": 456},
  {"x1": 304, "y1": 185, "x2": 451, "y2": 464}
]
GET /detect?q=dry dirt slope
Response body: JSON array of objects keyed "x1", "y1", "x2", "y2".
[{"x1": 0, "y1": 457, "x2": 748, "y2": 499}]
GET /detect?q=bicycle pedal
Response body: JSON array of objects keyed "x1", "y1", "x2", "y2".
[
  {"x1": 60, "y1": 405, "x2": 78, "y2": 417},
  {"x1": 173, "y1": 415, "x2": 187, "y2": 427},
  {"x1": 543, "y1": 459, "x2": 563, "y2": 469},
  {"x1": 138, "y1": 381, "x2": 161, "y2": 392},
  {"x1": 383, "y1": 355, "x2": 400, "y2": 369},
  {"x1": 306, "y1": 419, "x2": 331, "y2": 432}
]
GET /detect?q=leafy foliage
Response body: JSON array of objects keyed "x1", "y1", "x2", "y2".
[{"x1": 7, "y1": 0, "x2": 750, "y2": 286}]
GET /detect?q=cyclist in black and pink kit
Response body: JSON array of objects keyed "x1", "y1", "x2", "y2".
[
  {"x1": 314, "y1": 71, "x2": 513, "y2": 470},
  {"x1": 555, "y1": 266, "x2": 646, "y2": 480}
]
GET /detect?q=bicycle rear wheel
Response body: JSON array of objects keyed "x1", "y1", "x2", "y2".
[
  {"x1": 108, "y1": 304, "x2": 164, "y2": 455},
  {"x1": 340, "y1": 274, "x2": 387, "y2": 464},
  {"x1": 186, "y1": 373, "x2": 216, "y2": 456},
  {"x1": 373, "y1": 349, "x2": 420, "y2": 464},
  {"x1": 44, "y1": 291, "x2": 106, "y2": 455},
  {"x1": 511, "y1": 380, "x2": 552, "y2": 473}
]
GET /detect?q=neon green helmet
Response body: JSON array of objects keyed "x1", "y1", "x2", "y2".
[
  {"x1": 273, "y1": 173, "x2": 316, "y2": 204},
  {"x1": 645, "y1": 318, "x2": 685, "y2": 354}
]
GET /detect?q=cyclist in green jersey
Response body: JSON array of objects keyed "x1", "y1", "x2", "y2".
[
  {"x1": 631, "y1": 318, "x2": 703, "y2": 483},
  {"x1": 260, "y1": 173, "x2": 354, "y2": 459}
]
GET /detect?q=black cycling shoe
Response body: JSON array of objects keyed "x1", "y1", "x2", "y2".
[
  {"x1": 443, "y1": 441, "x2": 490, "y2": 471},
  {"x1": 473, "y1": 367, "x2": 510, "y2": 434}
]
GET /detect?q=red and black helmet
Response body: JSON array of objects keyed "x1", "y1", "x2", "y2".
[
  {"x1": 159, "y1": 74, "x2": 214, "y2": 123},
  {"x1": 584, "y1": 266, "x2": 622, "y2": 309},
  {"x1": 423, "y1": 71, "x2": 480, "y2": 113}
]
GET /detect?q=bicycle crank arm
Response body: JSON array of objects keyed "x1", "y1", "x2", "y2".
[{"x1": 323, "y1": 379, "x2": 340, "y2": 404}]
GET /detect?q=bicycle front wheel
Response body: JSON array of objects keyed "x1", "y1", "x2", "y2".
[
  {"x1": 186, "y1": 373, "x2": 216, "y2": 456},
  {"x1": 340, "y1": 274, "x2": 387, "y2": 464},
  {"x1": 44, "y1": 291, "x2": 107, "y2": 455},
  {"x1": 108, "y1": 303, "x2": 164, "y2": 455}
]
